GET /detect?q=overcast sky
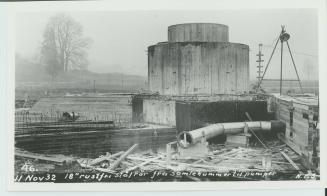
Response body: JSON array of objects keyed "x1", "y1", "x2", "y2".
[{"x1": 16, "y1": 9, "x2": 318, "y2": 80}]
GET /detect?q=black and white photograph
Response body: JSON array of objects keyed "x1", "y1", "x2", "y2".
[{"x1": 2, "y1": 0, "x2": 326, "y2": 191}]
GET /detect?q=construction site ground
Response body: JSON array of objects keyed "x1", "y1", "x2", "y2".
[
  {"x1": 14, "y1": 93, "x2": 319, "y2": 182},
  {"x1": 14, "y1": 138, "x2": 319, "y2": 182}
]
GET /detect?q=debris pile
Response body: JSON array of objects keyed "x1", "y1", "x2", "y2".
[
  {"x1": 15, "y1": 139, "x2": 318, "y2": 181},
  {"x1": 76, "y1": 143, "x2": 303, "y2": 173}
]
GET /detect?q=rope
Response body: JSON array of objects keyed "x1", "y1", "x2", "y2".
[
  {"x1": 247, "y1": 125, "x2": 270, "y2": 150},
  {"x1": 244, "y1": 112, "x2": 269, "y2": 150}
]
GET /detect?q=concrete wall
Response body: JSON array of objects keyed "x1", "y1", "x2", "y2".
[
  {"x1": 143, "y1": 99, "x2": 176, "y2": 126},
  {"x1": 168, "y1": 23, "x2": 229, "y2": 42},
  {"x1": 16, "y1": 126, "x2": 177, "y2": 157},
  {"x1": 148, "y1": 42, "x2": 249, "y2": 95},
  {"x1": 175, "y1": 100, "x2": 270, "y2": 132}
]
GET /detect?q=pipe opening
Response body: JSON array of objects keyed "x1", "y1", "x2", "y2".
[{"x1": 177, "y1": 132, "x2": 193, "y2": 148}]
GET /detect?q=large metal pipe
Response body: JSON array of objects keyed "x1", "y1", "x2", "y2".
[{"x1": 177, "y1": 121, "x2": 285, "y2": 147}]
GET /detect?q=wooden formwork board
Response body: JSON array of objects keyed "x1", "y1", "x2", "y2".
[{"x1": 271, "y1": 94, "x2": 319, "y2": 169}]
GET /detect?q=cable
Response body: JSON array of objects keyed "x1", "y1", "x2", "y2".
[
  {"x1": 248, "y1": 42, "x2": 317, "y2": 58},
  {"x1": 261, "y1": 45, "x2": 318, "y2": 58}
]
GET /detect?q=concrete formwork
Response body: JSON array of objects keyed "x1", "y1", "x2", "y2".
[
  {"x1": 148, "y1": 23, "x2": 249, "y2": 95},
  {"x1": 274, "y1": 96, "x2": 318, "y2": 149},
  {"x1": 132, "y1": 95, "x2": 272, "y2": 132},
  {"x1": 148, "y1": 42, "x2": 249, "y2": 95},
  {"x1": 168, "y1": 23, "x2": 229, "y2": 42},
  {"x1": 143, "y1": 99, "x2": 176, "y2": 126}
]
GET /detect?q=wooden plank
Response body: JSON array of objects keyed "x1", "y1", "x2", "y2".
[
  {"x1": 226, "y1": 135, "x2": 248, "y2": 147},
  {"x1": 124, "y1": 156, "x2": 162, "y2": 173},
  {"x1": 277, "y1": 133, "x2": 302, "y2": 155},
  {"x1": 280, "y1": 151, "x2": 301, "y2": 171},
  {"x1": 90, "y1": 151, "x2": 124, "y2": 166},
  {"x1": 213, "y1": 148, "x2": 242, "y2": 157},
  {"x1": 109, "y1": 144, "x2": 138, "y2": 170},
  {"x1": 127, "y1": 155, "x2": 266, "y2": 172},
  {"x1": 15, "y1": 151, "x2": 67, "y2": 165},
  {"x1": 166, "y1": 143, "x2": 172, "y2": 165},
  {"x1": 78, "y1": 162, "x2": 115, "y2": 173}
]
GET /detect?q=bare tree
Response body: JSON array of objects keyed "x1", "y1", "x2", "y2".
[
  {"x1": 41, "y1": 13, "x2": 91, "y2": 76},
  {"x1": 41, "y1": 27, "x2": 60, "y2": 81}
]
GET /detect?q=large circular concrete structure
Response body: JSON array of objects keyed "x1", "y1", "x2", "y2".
[
  {"x1": 148, "y1": 23, "x2": 249, "y2": 95},
  {"x1": 168, "y1": 23, "x2": 229, "y2": 42}
]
